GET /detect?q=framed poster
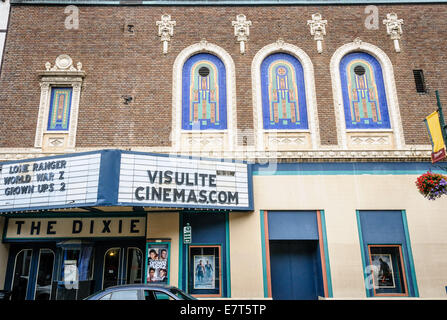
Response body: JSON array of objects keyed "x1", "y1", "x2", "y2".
[
  {"x1": 188, "y1": 245, "x2": 221, "y2": 297},
  {"x1": 368, "y1": 245, "x2": 408, "y2": 296},
  {"x1": 145, "y1": 242, "x2": 170, "y2": 284},
  {"x1": 370, "y1": 254, "x2": 395, "y2": 288},
  {"x1": 193, "y1": 255, "x2": 215, "y2": 289}
]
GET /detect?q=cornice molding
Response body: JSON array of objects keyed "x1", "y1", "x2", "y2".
[{"x1": 0, "y1": 146, "x2": 433, "y2": 162}]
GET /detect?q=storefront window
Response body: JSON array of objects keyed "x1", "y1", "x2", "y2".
[
  {"x1": 34, "y1": 249, "x2": 54, "y2": 300},
  {"x1": 103, "y1": 248, "x2": 121, "y2": 289},
  {"x1": 126, "y1": 247, "x2": 143, "y2": 284},
  {"x1": 11, "y1": 249, "x2": 33, "y2": 300}
]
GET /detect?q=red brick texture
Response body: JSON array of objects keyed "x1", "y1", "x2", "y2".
[{"x1": 0, "y1": 4, "x2": 446, "y2": 148}]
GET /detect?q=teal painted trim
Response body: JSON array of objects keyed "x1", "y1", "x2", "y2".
[
  {"x1": 11, "y1": 0, "x2": 447, "y2": 5},
  {"x1": 144, "y1": 242, "x2": 148, "y2": 284},
  {"x1": 259, "y1": 210, "x2": 269, "y2": 298},
  {"x1": 167, "y1": 242, "x2": 171, "y2": 286},
  {"x1": 1, "y1": 217, "x2": 8, "y2": 243},
  {"x1": 253, "y1": 169, "x2": 447, "y2": 176},
  {"x1": 356, "y1": 210, "x2": 370, "y2": 297},
  {"x1": 225, "y1": 212, "x2": 231, "y2": 298},
  {"x1": 319, "y1": 210, "x2": 333, "y2": 298},
  {"x1": 401, "y1": 210, "x2": 419, "y2": 297},
  {"x1": 178, "y1": 214, "x2": 184, "y2": 291},
  {"x1": 185, "y1": 244, "x2": 189, "y2": 293}
]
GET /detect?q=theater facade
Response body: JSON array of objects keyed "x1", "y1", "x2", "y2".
[
  {"x1": 0, "y1": 149, "x2": 253, "y2": 299},
  {"x1": 0, "y1": 0, "x2": 447, "y2": 300}
]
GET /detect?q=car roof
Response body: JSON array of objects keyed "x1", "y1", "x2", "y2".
[
  {"x1": 85, "y1": 283, "x2": 197, "y2": 300},
  {"x1": 103, "y1": 283, "x2": 177, "y2": 291}
]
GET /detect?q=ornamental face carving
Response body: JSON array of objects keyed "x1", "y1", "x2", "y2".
[
  {"x1": 232, "y1": 14, "x2": 252, "y2": 54},
  {"x1": 383, "y1": 13, "x2": 404, "y2": 52},
  {"x1": 156, "y1": 14, "x2": 176, "y2": 54},
  {"x1": 307, "y1": 13, "x2": 327, "y2": 53}
]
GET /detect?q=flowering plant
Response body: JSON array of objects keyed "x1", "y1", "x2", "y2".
[{"x1": 415, "y1": 171, "x2": 447, "y2": 200}]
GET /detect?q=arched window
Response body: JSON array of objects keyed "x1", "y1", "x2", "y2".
[
  {"x1": 261, "y1": 53, "x2": 308, "y2": 130},
  {"x1": 252, "y1": 41, "x2": 319, "y2": 151},
  {"x1": 182, "y1": 53, "x2": 227, "y2": 131},
  {"x1": 172, "y1": 41, "x2": 237, "y2": 152},
  {"x1": 331, "y1": 40, "x2": 404, "y2": 150},
  {"x1": 340, "y1": 52, "x2": 390, "y2": 130}
]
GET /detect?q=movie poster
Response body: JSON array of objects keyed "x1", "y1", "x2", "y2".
[
  {"x1": 193, "y1": 255, "x2": 215, "y2": 289},
  {"x1": 371, "y1": 254, "x2": 395, "y2": 288},
  {"x1": 146, "y1": 244, "x2": 169, "y2": 283}
]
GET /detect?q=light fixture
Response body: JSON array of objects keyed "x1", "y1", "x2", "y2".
[{"x1": 122, "y1": 95, "x2": 133, "y2": 105}]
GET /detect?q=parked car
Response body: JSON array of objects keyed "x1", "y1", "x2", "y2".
[
  {"x1": 0, "y1": 290, "x2": 11, "y2": 301},
  {"x1": 84, "y1": 284, "x2": 197, "y2": 300}
]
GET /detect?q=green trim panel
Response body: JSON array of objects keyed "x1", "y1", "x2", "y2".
[
  {"x1": 401, "y1": 210, "x2": 419, "y2": 297},
  {"x1": 259, "y1": 210, "x2": 269, "y2": 298}
]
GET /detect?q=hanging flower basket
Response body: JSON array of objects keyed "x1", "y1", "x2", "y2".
[{"x1": 415, "y1": 171, "x2": 447, "y2": 200}]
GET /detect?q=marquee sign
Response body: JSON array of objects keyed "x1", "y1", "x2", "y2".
[
  {"x1": 0, "y1": 152, "x2": 101, "y2": 212},
  {"x1": 0, "y1": 150, "x2": 253, "y2": 213},
  {"x1": 118, "y1": 153, "x2": 252, "y2": 210}
]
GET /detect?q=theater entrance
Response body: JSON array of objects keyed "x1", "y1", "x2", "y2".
[
  {"x1": 3, "y1": 215, "x2": 147, "y2": 300},
  {"x1": 5, "y1": 240, "x2": 145, "y2": 300}
]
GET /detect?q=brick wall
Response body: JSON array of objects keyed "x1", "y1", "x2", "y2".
[{"x1": 0, "y1": 4, "x2": 446, "y2": 148}]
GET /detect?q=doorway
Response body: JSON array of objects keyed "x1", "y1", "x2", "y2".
[
  {"x1": 8, "y1": 245, "x2": 56, "y2": 301},
  {"x1": 265, "y1": 211, "x2": 327, "y2": 300},
  {"x1": 93, "y1": 241, "x2": 145, "y2": 292},
  {"x1": 269, "y1": 240, "x2": 323, "y2": 300}
]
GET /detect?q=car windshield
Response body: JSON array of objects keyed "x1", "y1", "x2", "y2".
[{"x1": 169, "y1": 288, "x2": 196, "y2": 300}]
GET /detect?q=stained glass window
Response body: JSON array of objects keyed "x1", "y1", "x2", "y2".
[
  {"x1": 340, "y1": 52, "x2": 391, "y2": 129},
  {"x1": 261, "y1": 53, "x2": 308, "y2": 130},
  {"x1": 182, "y1": 53, "x2": 227, "y2": 130},
  {"x1": 47, "y1": 87, "x2": 73, "y2": 131}
]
